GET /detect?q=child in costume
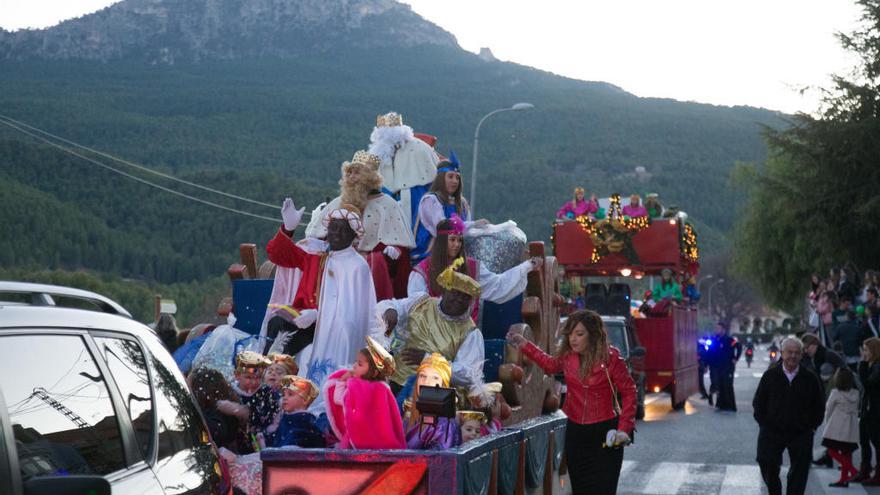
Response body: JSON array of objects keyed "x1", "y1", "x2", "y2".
[
  {"x1": 264, "y1": 353, "x2": 299, "y2": 390},
  {"x1": 226, "y1": 351, "x2": 280, "y2": 439},
  {"x1": 402, "y1": 353, "x2": 461, "y2": 450},
  {"x1": 265, "y1": 375, "x2": 324, "y2": 448},
  {"x1": 556, "y1": 187, "x2": 598, "y2": 219},
  {"x1": 324, "y1": 337, "x2": 406, "y2": 450},
  {"x1": 188, "y1": 367, "x2": 249, "y2": 454},
  {"x1": 458, "y1": 410, "x2": 487, "y2": 444}
]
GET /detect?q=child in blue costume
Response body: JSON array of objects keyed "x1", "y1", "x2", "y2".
[{"x1": 265, "y1": 375, "x2": 324, "y2": 448}]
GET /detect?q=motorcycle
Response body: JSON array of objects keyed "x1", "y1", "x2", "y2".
[
  {"x1": 745, "y1": 347, "x2": 754, "y2": 368},
  {"x1": 768, "y1": 346, "x2": 780, "y2": 366}
]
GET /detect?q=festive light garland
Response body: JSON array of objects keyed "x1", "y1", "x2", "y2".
[{"x1": 681, "y1": 223, "x2": 699, "y2": 263}]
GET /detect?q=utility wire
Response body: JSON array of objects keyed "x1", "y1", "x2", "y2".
[
  {"x1": 0, "y1": 113, "x2": 283, "y2": 210},
  {"x1": 0, "y1": 117, "x2": 281, "y2": 223}
]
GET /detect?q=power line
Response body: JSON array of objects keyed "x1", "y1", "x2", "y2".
[
  {"x1": 0, "y1": 113, "x2": 282, "y2": 210},
  {"x1": 0, "y1": 117, "x2": 282, "y2": 223}
]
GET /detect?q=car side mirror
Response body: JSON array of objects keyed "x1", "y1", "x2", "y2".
[
  {"x1": 24, "y1": 475, "x2": 111, "y2": 495},
  {"x1": 630, "y1": 346, "x2": 647, "y2": 357}
]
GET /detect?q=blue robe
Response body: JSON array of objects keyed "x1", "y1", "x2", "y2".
[{"x1": 268, "y1": 411, "x2": 325, "y2": 448}]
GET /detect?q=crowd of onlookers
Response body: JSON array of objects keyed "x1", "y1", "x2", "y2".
[{"x1": 806, "y1": 265, "x2": 879, "y2": 367}]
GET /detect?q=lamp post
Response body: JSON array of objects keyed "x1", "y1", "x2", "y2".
[
  {"x1": 695, "y1": 274, "x2": 713, "y2": 322},
  {"x1": 707, "y1": 279, "x2": 726, "y2": 322},
  {"x1": 470, "y1": 102, "x2": 534, "y2": 216}
]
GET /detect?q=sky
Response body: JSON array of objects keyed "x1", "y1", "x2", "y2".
[{"x1": 0, "y1": 0, "x2": 864, "y2": 114}]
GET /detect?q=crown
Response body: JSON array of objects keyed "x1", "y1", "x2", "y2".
[
  {"x1": 457, "y1": 410, "x2": 487, "y2": 424},
  {"x1": 267, "y1": 353, "x2": 299, "y2": 376},
  {"x1": 574, "y1": 187, "x2": 584, "y2": 194},
  {"x1": 376, "y1": 111, "x2": 404, "y2": 127},
  {"x1": 416, "y1": 353, "x2": 452, "y2": 387},
  {"x1": 437, "y1": 257, "x2": 482, "y2": 298},
  {"x1": 365, "y1": 336, "x2": 395, "y2": 378},
  {"x1": 350, "y1": 150, "x2": 382, "y2": 170},
  {"x1": 280, "y1": 375, "x2": 319, "y2": 405},
  {"x1": 235, "y1": 351, "x2": 271, "y2": 374}
]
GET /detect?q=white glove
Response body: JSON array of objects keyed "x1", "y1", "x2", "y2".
[
  {"x1": 383, "y1": 246, "x2": 401, "y2": 260},
  {"x1": 293, "y1": 309, "x2": 318, "y2": 329},
  {"x1": 614, "y1": 431, "x2": 631, "y2": 446},
  {"x1": 605, "y1": 429, "x2": 618, "y2": 448},
  {"x1": 281, "y1": 198, "x2": 306, "y2": 231}
]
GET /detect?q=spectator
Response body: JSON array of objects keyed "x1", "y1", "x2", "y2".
[
  {"x1": 821, "y1": 367, "x2": 860, "y2": 487},
  {"x1": 155, "y1": 313, "x2": 181, "y2": 353},
  {"x1": 801, "y1": 334, "x2": 845, "y2": 387},
  {"x1": 753, "y1": 337, "x2": 825, "y2": 495},
  {"x1": 865, "y1": 287, "x2": 879, "y2": 312},
  {"x1": 833, "y1": 311, "x2": 867, "y2": 371},
  {"x1": 858, "y1": 337, "x2": 880, "y2": 485}
]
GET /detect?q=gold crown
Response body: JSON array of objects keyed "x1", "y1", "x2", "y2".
[
  {"x1": 437, "y1": 257, "x2": 482, "y2": 298},
  {"x1": 457, "y1": 410, "x2": 487, "y2": 424},
  {"x1": 349, "y1": 150, "x2": 382, "y2": 170},
  {"x1": 417, "y1": 353, "x2": 452, "y2": 387},
  {"x1": 267, "y1": 353, "x2": 299, "y2": 376},
  {"x1": 574, "y1": 187, "x2": 584, "y2": 194},
  {"x1": 280, "y1": 375, "x2": 319, "y2": 405},
  {"x1": 365, "y1": 336, "x2": 395, "y2": 378},
  {"x1": 235, "y1": 351, "x2": 271, "y2": 374},
  {"x1": 376, "y1": 111, "x2": 404, "y2": 127}
]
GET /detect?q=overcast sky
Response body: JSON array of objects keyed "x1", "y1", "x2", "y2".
[{"x1": 0, "y1": 0, "x2": 863, "y2": 114}]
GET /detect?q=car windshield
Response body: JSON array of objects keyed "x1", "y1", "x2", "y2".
[{"x1": 604, "y1": 320, "x2": 628, "y2": 358}]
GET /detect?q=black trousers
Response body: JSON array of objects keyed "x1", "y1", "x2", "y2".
[
  {"x1": 712, "y1": 364, "x2": 737, "y2": 411},
  {"x1": 262, "y1": 316, "x2": 315, "y2": 356},
  {"x1": 860, "y1": 417, "x2": 873, "y2": 468},
  {"x1": 698, "y1": 362, "x2": 709, "y2": 397},
  {"x1": 756, "y1": 428, "x2": 813, "y2": 495},
  {"x1": 565, "y1": 418, "x2": 623, "y2": 495}
]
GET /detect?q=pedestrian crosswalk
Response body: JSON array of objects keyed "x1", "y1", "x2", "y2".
[{"x1": 609, "y1": 460, "x2": 872, "y2": 494}]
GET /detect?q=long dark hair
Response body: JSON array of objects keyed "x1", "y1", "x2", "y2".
[
  {"x1": 557, "y1": 310, "x2": 609, "y2": 376},
  {"x1": 188, "y1": 367, "x2": 238, "y2": 410},
  {"x1": 429, "y1": 163, "x2": 469, "y2": 218},
  {"x1": 428, "y1": 218, "x2": 473, "y2": 295}
]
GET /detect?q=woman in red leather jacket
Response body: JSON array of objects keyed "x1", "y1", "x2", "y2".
[{"x1": 507, "y1": 309, "x2": 637, "y2": 494}]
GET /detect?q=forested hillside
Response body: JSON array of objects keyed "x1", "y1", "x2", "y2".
[{"x1": 0, "y1": 0, "x2": 785, "y2": 323}]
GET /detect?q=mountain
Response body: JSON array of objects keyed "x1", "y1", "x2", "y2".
[
  {"x1": 0, "y1": 0, "x2": 457, "y2": 62},
  {"x1": 0, "y1": 0, "x2": 785, "y2": 322}
]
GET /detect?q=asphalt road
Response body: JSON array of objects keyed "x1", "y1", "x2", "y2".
[{"x1": 565, "y1": 345, "x2": 880, "y2": 495}]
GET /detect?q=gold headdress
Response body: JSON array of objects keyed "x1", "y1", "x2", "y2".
[
  {"x1": 235, "y1": 351, "x2": 271, "y2": 375},
  {"x1": 348, "y1": 150, "x2": 382, "y2": 170},
  {"x1": 280, "y1": 375, "x2": 319, "y2": 405},
  {"x1": 376, "y1": 111, "x2": 404, "y2": 128},
  {"x1": 437, "y1": 258, "x2": 482, "y2": 298},
  {"x1": 267, "y1": 353, "x2": 298, "y2": 376},
  {"x1": 574, "y1": 187, "x2": 585, "y2": 195},
  {"x1": 365, "y1": 336, "x2": 395, "y2": 378},
  {"x1": 457, "y1": 410, "x2": 487, "y2": 424},
  {"x1": 416, "y1": 353, "x2": 452, "y2": 387}
]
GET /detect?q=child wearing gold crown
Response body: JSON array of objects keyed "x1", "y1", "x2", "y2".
[
  {"x1": 457, "y1": 410, "x2": 487, "y2": 444},
  {"x1": 225, "y1": 351, "x2": 281, "y2": 437},
  {"x1": 323, "y1": 337, "x2": 406, "y2": 449},
  {"x1": 402, "y1": 353, "x2": 462, "y2": 450},
  {"x1": 556, "y1": 186, "x2": 599, "y2": 219},
  {"x1": 263, "y1": 375, "x2": 324, "y2": 448}
]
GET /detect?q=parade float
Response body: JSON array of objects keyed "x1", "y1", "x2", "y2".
[
  {"x1": 220, "y1": 235, "x2": 567, "y2": 494},
  {"x1": 552, "y1": 194, "x2": 700, "y2": 411}
]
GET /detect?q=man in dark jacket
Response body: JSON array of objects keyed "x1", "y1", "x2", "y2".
[
  {"x1": 708, "y1": 322, "x2": 741, "y2": 411},
  {"x1": 834, "y1": 311, "x2": 868, "y2": 371},
  {"x1": 753, "y1": 337, "x2": 825, "y2": 495}
]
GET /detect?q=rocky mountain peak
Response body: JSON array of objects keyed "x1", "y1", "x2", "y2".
[{"x1": 0, "y1": 0, "x2": 459, "y2": 63}]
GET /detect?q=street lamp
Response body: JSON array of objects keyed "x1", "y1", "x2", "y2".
[
  {"x1": 470, "y1": 102, "x2": 534, "y2": 216},
  {"x1": 707, "y1": 279, "x2": 726, "y2": 322}
]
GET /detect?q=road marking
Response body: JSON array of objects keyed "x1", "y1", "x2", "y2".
[
  {"x1": 719, "y1": 464, "x2": 764, "y2": 495},
  {"x1": 752, "y1": 372, "x2": 764, "y2": 378},
  {"x1": 640, "y1": 461, "x2": 691, "y2": 494}
]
